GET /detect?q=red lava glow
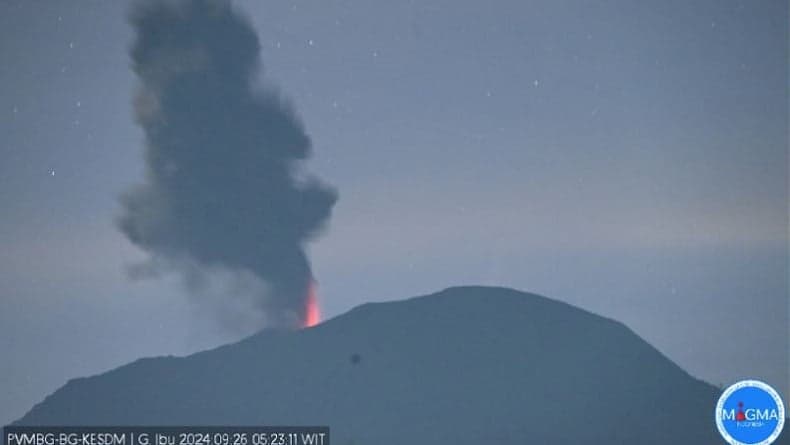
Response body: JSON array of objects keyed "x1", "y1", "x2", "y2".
[{"x1": 303, "y1": 281, "x2": 321, "y2": 328}]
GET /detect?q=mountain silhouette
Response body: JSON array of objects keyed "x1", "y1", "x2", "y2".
[{"x1": 16, "y1": 286, "x2": 729, "y2": 443}]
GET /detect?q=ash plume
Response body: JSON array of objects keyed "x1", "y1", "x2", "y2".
[{"x1": 118, "y1": 0, "x2": 336, "y2": 328}]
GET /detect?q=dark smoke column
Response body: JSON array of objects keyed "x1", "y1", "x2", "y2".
[{"x1": 118, "y1": 0, "x2": 336, "y2": 328}]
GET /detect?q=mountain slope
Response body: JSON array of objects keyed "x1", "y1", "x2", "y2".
[{"x1": 17, "y1": 286, "x2": 723, "y2": 443}]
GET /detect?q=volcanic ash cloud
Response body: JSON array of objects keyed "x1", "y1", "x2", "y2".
[{"x1": 118, "y1": 0, "x2": 337, "y2": 328}]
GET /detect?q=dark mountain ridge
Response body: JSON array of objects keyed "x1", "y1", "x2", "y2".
[{"x1": 17, "y1": 286, "x2": 728, "y2": 443}]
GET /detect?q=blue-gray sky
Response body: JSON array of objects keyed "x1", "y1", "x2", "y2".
[{"x1": 0, "y1": 0, "x2": 787, "y2": 427}]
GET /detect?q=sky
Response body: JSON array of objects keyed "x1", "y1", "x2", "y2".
[{"x1": 0, "y1": 0, "x2": 787, "y2": 427}]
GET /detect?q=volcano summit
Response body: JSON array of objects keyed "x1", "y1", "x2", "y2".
[{"x1": 17, "y1": 286, "x2": 747, "y2": 444}]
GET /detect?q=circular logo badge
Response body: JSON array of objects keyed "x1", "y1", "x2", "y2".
[{"x1": 716, "y1": 380, "x2": 785, "y2": 445}]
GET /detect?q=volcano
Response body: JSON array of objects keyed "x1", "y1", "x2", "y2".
[{"x1": 15, "y1": 286, "x2": 741, "y2": 443}]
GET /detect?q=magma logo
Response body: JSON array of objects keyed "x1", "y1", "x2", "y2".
[{"x1": 716, "y1": 380, "x2": 785, "y2": 445}]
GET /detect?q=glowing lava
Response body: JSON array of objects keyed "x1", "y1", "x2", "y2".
[{"x1": 303, "y1": 281, "x2": 321, "y2": 328}]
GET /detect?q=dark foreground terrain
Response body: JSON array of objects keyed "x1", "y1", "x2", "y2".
[{"x1": 18, "y1": 286, "x2": 732, "y2": 443}]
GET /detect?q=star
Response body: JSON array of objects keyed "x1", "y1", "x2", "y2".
[
  {"x1": 533, "y1": 79, "x2": 539, "y2": 87},
  {"x1": 50, "y1": 170, "x2": 56, "y2": 177}
]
